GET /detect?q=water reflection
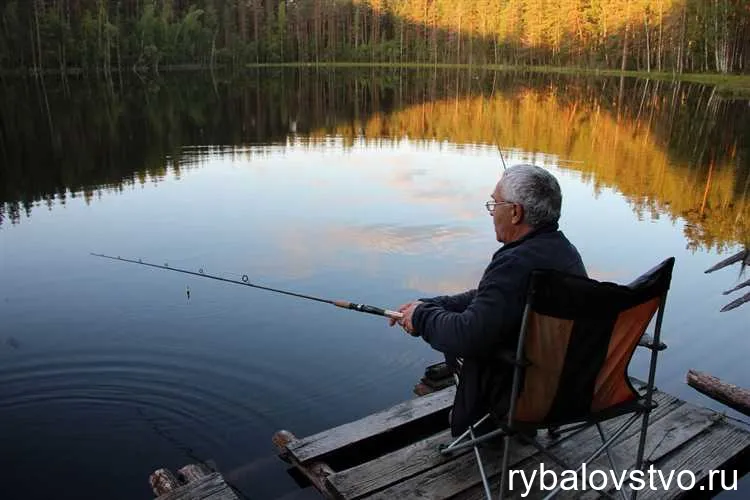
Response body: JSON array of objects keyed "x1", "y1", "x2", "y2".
[
  {"x1": 2, "y1": 69, "x2": 748, "y2": 253},
  {"x1": 2, "y1": 69, "x2": 750, "y2": 500}
]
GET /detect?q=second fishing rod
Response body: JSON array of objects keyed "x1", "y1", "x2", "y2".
[{"x1": 90, "y1": 253, "x2": 404, "y2": 321}]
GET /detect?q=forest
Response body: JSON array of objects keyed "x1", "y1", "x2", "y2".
[{"x1": 1, "y1": 0, "x2": 749, "y2": 75}]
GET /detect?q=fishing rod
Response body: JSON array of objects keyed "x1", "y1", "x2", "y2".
[
  {"x1": 90, "y1": 253, "x2": 404, "y2": 320},
  {"x1": 497, "y1": 144, "x2": 508, "y2": 171}
]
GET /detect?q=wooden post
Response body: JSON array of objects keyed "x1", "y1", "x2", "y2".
[
  {"x1": 150, "y1": 468, "x2": 181, "y2": 496},
  {"x1": 149, "y1": 460, "x2": 235, "y2": 499},
  {"x1": 273, "y1": 430, "x2": 336, "y2": 499},
  {"x1": 687, "y1": 370, "x2": 750, "y2": 417}
]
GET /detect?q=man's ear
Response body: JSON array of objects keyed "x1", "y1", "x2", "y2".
[{"x1": 512, "y1": 204, "x2": 524, "y2": 225}]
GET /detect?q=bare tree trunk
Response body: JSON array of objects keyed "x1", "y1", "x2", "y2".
[
  {"x1": 33, "y1": 0, "x2": 44, "y2": 73},
  {"x1": 354, "y1": 4, "x2": 359, "y2": 51},
  {"x1": 399, "y1": 20, "x2": 403, "y2": 63},
  {"x1": 677, "y1": 4, "x2": 686, "y2": 74},
  {"x1": 658, "y1": 0, "x2": 663, "y2": 72},
  {"x1": 32, "y1": 0, "x2": 53, "y2": 137},
  {"x1": 715, "y1": 0, "x2": 721, "y2": 72},
  {"x1": 621, "y1": 23, "x2": 629, "y2": 71},
  {"x1": 620, "y1": 0, "x2": 631, "y2": 71},
  {"x1": 645, "y1": 14, "x2": 651, "y2": 72},
  {"x1": 456, "y1": 11, "x2": 461, "y2": 64}
]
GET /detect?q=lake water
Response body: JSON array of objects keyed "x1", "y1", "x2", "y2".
[{"x1": 1, "y1": 68, "x2": 749, "y2": 499}]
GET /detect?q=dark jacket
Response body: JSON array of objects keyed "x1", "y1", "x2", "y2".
[{"x1": 412, "y1": 222, "x2": 586, "y2": 436}]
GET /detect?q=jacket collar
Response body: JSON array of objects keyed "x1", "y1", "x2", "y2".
[{"x1": 496, "y1": 222, "x2": 560, "y2": 253}]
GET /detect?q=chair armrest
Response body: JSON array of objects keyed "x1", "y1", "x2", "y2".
[{"x1": 638, "y1": 332, "x2": 667, "y2": 351}]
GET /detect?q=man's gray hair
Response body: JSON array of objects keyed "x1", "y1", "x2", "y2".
[{"x1": 499, "y1": 164, "x2": 562, "y2": 227}]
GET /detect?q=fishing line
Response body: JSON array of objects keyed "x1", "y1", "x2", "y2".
[{"x1": 90, "y1": 253, "x2": 403, "y2": 320}]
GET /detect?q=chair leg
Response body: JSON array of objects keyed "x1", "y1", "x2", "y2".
[
  {"x1": 631, "y1": 290, "x2": 668, "y2": 499},
  {"x1": 441, "y1": 413, "x2": 493, "y2": 455},
  {"x1": 630, "y1": 410, "x2": 651, "y2": 500},
  {"x1": 498, "y1": 434, "x2": 512, "y2": 500},
  {"x1": 540, "y1": 413, "x2": 641, "y2": 500},
  {"x1": 469, "y1": 426, "x2": 492, "y2": 500}
]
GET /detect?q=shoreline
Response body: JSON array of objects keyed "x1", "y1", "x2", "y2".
[
  {"x1": 251, "y1": 62, "x2": 750, "y2": 94},
  {"x1": 2, "y1": 62, "x2": 749, "y2": 94}
]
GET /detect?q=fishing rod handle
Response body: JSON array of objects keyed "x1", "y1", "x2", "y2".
[{"x1": 333, "y1": 300, "x2": 404, "y2": 320}]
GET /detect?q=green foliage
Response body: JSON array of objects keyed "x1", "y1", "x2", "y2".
[{"x1": 0, "y1": 0, "x2": 748, "y2": 73}]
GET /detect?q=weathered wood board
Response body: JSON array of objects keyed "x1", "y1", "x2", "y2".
[
  {"x1": 275, "y1": 371, "x2": 750, "y2": 500},
  {"x1": 285, "y1": 386, "x2": 456, "y2": 465},
  {"x1": 154, "y1": 472, "x2": 239, "y2": 500}
]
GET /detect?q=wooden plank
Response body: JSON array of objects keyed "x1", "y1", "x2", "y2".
[
  {"x1": 177, "y1": 463, "x2": 214, "y2": 483},
  {"x1": 636, "y1": 422, "x2": 750, "y2": 500},
  {"x1": 155, "y1": 473, "x2": 239, "y2": 500},
  {"x1": 511, "y1": 402, "x2": 723, "y2": 499},
  {"x1": 333, "y1": 390, "x2": 673, "y2": 500},
  {"x1": 453, "y1": 391, "x2": 680, "y2": 500},
  {"x1": 602, "y1": 400, "x2": 719, "y2": 467},
  {"x1": 550, "y1": 401, "x2": 748, "y2": 500},
  {"x1": 497, "y1": 399, "x2": 712, "y2": 498},
  {"x1": 362, "y1": 435, "x2": 542, "y2": 499},
  {"x1": 327, "y1": 429, "x2": 467, "y2": 499},
  {"x1": 366, "y1": 392, "x2": 677, "y2": 500},
  {"x1": 287, "y1": 386, "x2": 456, "y2": 465}
]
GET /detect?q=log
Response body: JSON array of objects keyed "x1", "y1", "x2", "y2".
[
  {"x1": 687, "y1": 370, "x2": 750, "y2": 417},
  {"x1": 722, "y1": 277, "x2": 750, "y2": 295},
  {"x1": 150, "y1": 468, "x2": 181, "y2": 496},
  {"x1": 704, "y1": 249, "x2": 748, "y2": 273},
  {"x1": 722, "y1": 291, "x2": 750, "y2": 312}
]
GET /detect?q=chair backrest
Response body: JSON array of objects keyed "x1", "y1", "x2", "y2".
[{"x1": 512, "y1": 257, "x2": 675, "y2": 426}]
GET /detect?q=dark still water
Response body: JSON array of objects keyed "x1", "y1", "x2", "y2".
[{"x1": 1, "y1": 68, "x2": 749, "y2": 499}]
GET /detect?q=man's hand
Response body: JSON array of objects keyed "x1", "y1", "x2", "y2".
[
  {"x1": 399, "y1": 301, "x2": 423, "y2": 336},
  {"x1": 389, "y1": 301, "x2": 417, "y2": 327}
]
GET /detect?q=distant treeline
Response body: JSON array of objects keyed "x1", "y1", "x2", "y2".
[{"x1": 2, "y1": 0, "x2": 749, "y2": 74}]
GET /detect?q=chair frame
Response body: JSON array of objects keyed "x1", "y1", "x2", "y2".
[{"x1": 440, "y1": 270, "x2": 671, "y2": 500}]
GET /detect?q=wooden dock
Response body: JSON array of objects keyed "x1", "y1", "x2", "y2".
[
  {"x1": 273, "y1": 363, "x2": 750, "y2": 499},
  {"x1": 149, "y1": 462, "x2": 240, "y2": 500}
]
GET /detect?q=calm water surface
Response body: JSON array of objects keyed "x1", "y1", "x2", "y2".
[{"x1": 1, "y1": 69, "x2": 749, "y2": 499}]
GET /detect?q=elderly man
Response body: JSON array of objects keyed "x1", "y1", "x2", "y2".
[{"x1": 391, "y1": 164, "x2": 587, "y2": 436}]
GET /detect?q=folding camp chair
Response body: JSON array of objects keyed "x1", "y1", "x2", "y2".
[{"x1": 440, "y1": 257, "x2": 675, "y2": 500}]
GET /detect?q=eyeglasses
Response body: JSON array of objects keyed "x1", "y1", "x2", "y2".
[{"x1": 485, "y1": 200, "x2": 514, "y2": 213}]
